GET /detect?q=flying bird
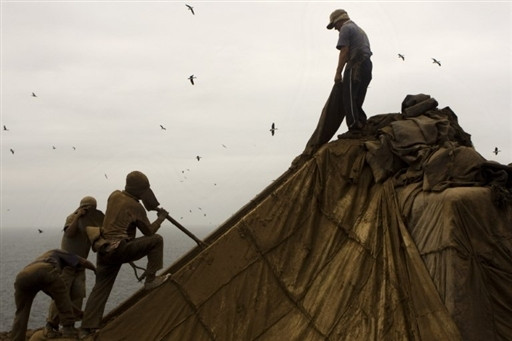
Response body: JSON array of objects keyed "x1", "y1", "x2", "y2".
[
  {"x1": 72, "y1": 146, "x2": 76, "y2": 150},
  {"x1": 493, "y1": 147, "x2": 501, "y2": 155},
  {"x1": 196, "y1": 155, "x2": 202, "y2": 161},
  {"x1": 10, "y1": 148, "x2": 14, "y2": 155},
  {"x1": 38, "y1": 229, "x2": 43, "y2": 233},
  {"x1": 270, "y1": 122, "x2": 277, "y2": 136},
  {"x1": 186, "y1": 4, "x2": 195, "y2": 15},
  {"x1": 160, "y1": 125, "x2": 166, "y2": 130},
  {"x1": 432, "y1": 58, "x2": 441, "y2": 66},
  {"x1": 3, "y1": 125, "x2": 8, "y2": 131},
  {"x1": 32, "y1": 92, "x2": 37, "y2": 97},
  {"x1": 398, "y1": 53, "x2": 405, "y2": 61},
  {"x1": 222, "y1": 144, "x2": 227, "y2": 148},
  {"x1": 188, "y1": 75, "x2": 197, "y2": 85},
  {"x1": 52, "y1": 146, "x2": 56, "y2": 150},
  {"x1": 104, "y1": 173, "x2": 109, "y2": 179}
]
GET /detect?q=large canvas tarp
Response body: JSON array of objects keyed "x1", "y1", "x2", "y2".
[{"x1": 83, "y1": 98, "x2": 511, "y2": 340}]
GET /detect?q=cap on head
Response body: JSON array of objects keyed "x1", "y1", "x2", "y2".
[
  {"x1": 125, "y1": 170, "x2": 160, "y2": 210},
  {"x1": 327, "y1": 9, "x2": 350, "y2": 29},
  {"x1": 125, "y1": 171, "x2": 150, "y2": 197},
  {"x1": 79, "y1": 196, "x2": 97, "y2": 209}
]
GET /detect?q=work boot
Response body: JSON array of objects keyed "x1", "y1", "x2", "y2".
[
  {"x1": 61, "y1": 325, "x2": 78, "y2": 338},
  {"x1": 144, "y1": 273, "x2": 170, "y2": 290},
  {"x1": 79, "y1": 328, "x2": 96, "y2": 340},
  {"x1": 43, "y1": 322, "x2": 60, "y2": 338}
]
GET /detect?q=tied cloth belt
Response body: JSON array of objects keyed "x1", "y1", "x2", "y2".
[{"x1": 85, "y1": 226, "x2": 148, "y2": 282}]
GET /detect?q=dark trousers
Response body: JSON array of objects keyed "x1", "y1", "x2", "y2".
[
  {"x1": 81, "y1": 234, "x2": 163, "y2": 329},
  {"x1": 12, "y1": 263, "x2": 75, "y2": 341},
  {"x1": 342, "y1": 58, "x2": 372, "y2": 129},
  {"x1": 47, "y1": 267, "x2": 86, "y2": 327}
]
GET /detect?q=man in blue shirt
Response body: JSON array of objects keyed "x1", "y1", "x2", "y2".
[{"x1": 327, "y1": 9, "x2": 372, "y2": 131}]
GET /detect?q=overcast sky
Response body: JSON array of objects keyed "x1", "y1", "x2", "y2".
[{"x1": 1, "y1": 1, "x2": 511, "y2": 232}]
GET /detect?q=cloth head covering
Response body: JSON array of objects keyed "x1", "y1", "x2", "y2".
[
  {"x1": 327, "y1": 9, "x2": 350, "y2": 29},
  {"x1": 125, "y1": 171, "x2": 160, "y2": 211},
  {"x1": 79, "y1": 196, "x2": 97, "y2": 209}
]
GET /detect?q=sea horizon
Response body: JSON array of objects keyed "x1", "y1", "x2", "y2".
[{"x1": 0, "y1": 225, "x2": 214, "y2": 332}]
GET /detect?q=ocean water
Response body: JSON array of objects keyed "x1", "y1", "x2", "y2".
[{"x1": 0, "y1": 225, "x2": 213, "y2": 332}]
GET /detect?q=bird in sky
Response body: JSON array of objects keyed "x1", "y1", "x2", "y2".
[
  {"x1": 10, "y1": 148, "x2": 14, "y2": 155},
  {"x1": 398, "y1": 53, "x2": 405, "y2": 61},
  {"x1": 160, "y1": 124, "x2": 166, "y2": 130},
  {"x1": 104, "y1": 173, "x2": 109, "y2": 179},
  {"x1": 3, "y1": 125, "x2": 8, "y2": 131},
  {"x1": 432, "y1": 58, "x2": 441, "y2": 66},
  {"x1": 222, "y1": 144, "x2": 227, "y2": 148},
  {"x1": 188, "y1": 75, "x2": 197, "y2": 85},
  {"x1": 270, "y1": 122, "x2": 277, "y2": 136},
  {"x1": 32, "y1": 92, "x2": 37, "y2": 97},
  {"x1": 186, "y1": 4, "x2": 195, "y2": 15},
  {"x1": 72, "y1": 146, "x2": 76, "y2": 150},
  {"x1": 493, "y1": 147, "x2": 501, "y2": 155},
  {"x1": 52, "y1": 146, "x2": 56, "y2": 150},
  {"x1": 196, "y1": 155, "x2": 202, "y2": 161},
  {"x1": 38, "y1": 229, "x2": 43, "y2": 233}
]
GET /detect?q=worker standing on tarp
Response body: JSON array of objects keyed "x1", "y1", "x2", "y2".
[
  {"x1": 298, "y1": 9, "x2": 373, "y2": 160},
  {"x1": 79, "y1": 171, "x2": 170, "y2": 339},
  {"x1": 327, "y1": 9, "x2": 372, "y2": 131}
]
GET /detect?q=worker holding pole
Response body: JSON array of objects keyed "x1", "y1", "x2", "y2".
[{"x1": 79, "y1": 171, "x2": 170, "y2": 338}]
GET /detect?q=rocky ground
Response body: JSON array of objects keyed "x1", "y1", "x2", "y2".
[{"x1": 0, "y1": 329, "x2": 37, "y2": 340}]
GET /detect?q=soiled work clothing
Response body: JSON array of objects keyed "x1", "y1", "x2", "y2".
[
  {"x1": 81, "y1": 190, "x2": 164, "y2": 330},
  {"x1": 61, "y1": 209, "x2": 105, "y2": 259},
  {"x1": 11, "y1": 250, "x2": 82, "y2": 341},
  {"x1": 47, "y1": 266, "x2": 86, "y2": 329},
  {"x1": 47, "y1": 208, "x2": 105, "y2": 328},
  {"x1": 101, "y1": 190, "x2": 158, "y2": 241},
  {"x1": 81, "y1": 235, "x2": 163, "y2": 329}
]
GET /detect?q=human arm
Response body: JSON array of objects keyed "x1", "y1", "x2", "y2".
[
  {"x1": 335, "y1": 46, "x2": 349, "y2": 83},
  {"x1": 78, "y1": 257, "x2": 96, "y2": 274},
  {"x1": 136, "y1": 207, "x2": 168, "y2": 236},
  {"x1": 63, "y1": 208, "x2": 87, "y2": 237}
]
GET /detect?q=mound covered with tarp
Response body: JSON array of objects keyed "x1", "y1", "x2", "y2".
[{"x1": 37, "y1": 95, "x2": 512, "y2": 341}]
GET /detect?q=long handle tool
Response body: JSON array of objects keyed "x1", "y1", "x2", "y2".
[{"x1": 159, "y1": 207, "x2": 208, "y2": 249}]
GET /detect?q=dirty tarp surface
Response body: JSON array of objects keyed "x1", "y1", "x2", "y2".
[
  {"x1": 98, "y1": 142, "x2": 460, "y2": 341},
  {"x1": 92, "y1": 104, "x2": 512, "y2": 341},
  {"x1": 89, "y1": 101, "x2": 512, "y2": 341}
]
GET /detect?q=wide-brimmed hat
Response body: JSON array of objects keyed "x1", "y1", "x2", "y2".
[{"x1": 327, "y1": 9, "x2": 350, "y2": 29}]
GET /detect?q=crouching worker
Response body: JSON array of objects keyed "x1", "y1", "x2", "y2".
[
  {"x1": 80, "y1": 171, "x2": 170, "y2": 338},
  {"x1": 11, "y1": 249, "x2": 96, "y2": 341}
]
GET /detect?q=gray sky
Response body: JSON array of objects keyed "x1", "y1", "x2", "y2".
[{"x1": 1, "y1": 1, "x2": 511, "y2": 231}]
